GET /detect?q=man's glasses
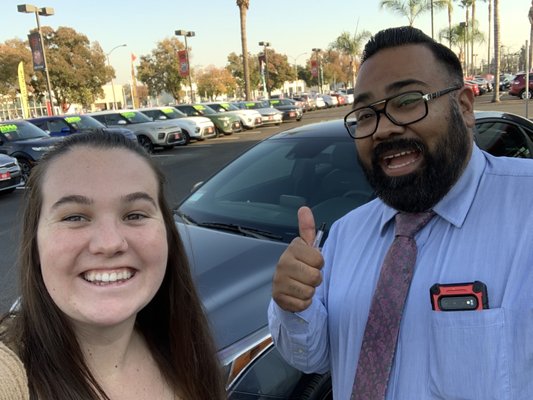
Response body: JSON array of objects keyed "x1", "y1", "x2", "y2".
[{"x1": 343, "y1": 85, "x2": 463, "y2": 139}]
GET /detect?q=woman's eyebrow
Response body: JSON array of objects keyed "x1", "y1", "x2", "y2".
[
  {"x1": 51, "y1": 195, "x2": 92, "y2": 210},
  {"x1": 123, "y1": 191, "x2": 157, "y2": 207}
]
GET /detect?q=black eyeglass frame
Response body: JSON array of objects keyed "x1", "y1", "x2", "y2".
[{"x1": 343, "y1": 85, "x2": 463, "y2": 139}]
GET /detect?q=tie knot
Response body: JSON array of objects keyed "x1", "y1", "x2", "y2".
[{"x1": 395, "y1": 211, "x2": 435, "y2": 238}]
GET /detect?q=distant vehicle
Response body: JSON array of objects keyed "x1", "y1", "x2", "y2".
[
  {"x1": 204, "y1": 102, "x2": 263, "y2": 130},
  {"x1": 139, "y1": 107, "x2": 216, "y2": 143},
  {"x1": 464, "y1": 80, "x2": 480, "y2": 96},
  {"x1": 318, "y1": 94, "x2": 339, "y2": 108},
  {"x1": 89, "y1": 110, "x2": 186, "y2": 152},
  {"x1": 232, "y1": 101, "x2": 283, "y2": 126},
  {"x1": 0, "y1": 120, "x2": 63, "y2": 182},
  {"x1": 0, "y1": 153, "x2": 22, "y2": 194},
  {"x1": 314, "y1": 95, "x2": 327, "y2": 109},
  {"x1": 293, "y1": 94, "x2": 317, "y2": 111},
  {"x1": 27, "y1": 114, "x2": 137, "y2": 142},
  {"x1": 173, "y1": 104, "x2": 242, "y2": 135},
  {"x1": 268, "y1": 98, "x2": 303, "y2": 122},
  {"x1": 508, "y1": 72, "x2": 533, "y2": 99}
]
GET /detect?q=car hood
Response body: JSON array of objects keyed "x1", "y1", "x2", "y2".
[
  {"x1": 175, "y1": 218, "x2": 287, "y2": 351},
  {"x1": 255, "y1": 108, "x2": 281, "y2": 116},
  {"x1": 120, "y1": 120, "x2": 180, "y2": 132},
  {"x1": 11, "y1": 136, "x2": 63, "y2": 147},
  {"x1": 273, "y1": 105, "x2": 299, "y2": 111}
]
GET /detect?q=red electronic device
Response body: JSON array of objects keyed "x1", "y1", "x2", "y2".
[{"x1": 430, "y1": 281, "x2": 489, "y2": 311}]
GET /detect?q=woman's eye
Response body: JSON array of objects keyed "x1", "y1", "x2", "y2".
[
  {"x1": 125, "y1": 213, "x2": 147, "y2": 221},
  {"x1": 62, "y1": 215, "x2": 87, "y2": 222}
]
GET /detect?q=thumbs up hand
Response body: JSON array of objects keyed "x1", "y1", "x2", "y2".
[{"x1": 272, "y1": 206, "x2": 324, "y2": 312}]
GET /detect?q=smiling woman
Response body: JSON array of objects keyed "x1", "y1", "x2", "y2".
[{"x1": 0, "y1": 132, "x2": 225, "y2": 400}]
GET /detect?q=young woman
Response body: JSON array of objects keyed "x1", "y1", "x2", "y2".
[{"x1": 0, "y1": 132, "x2": 225, "y2": 399}]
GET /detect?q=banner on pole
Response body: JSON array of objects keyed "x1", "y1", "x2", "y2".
[
  {"x1": 178, "y1": 50, "x2": 189, "y2": 77},
  {"x1": 311, "y1": 60, "x2": 318, "y2": 78},
  {"x1": 28, "y1": 32, "x2": 45, "y2": 71},
  {"x1": 17, "y1": 61, "x2": 31, "y2": 118}
]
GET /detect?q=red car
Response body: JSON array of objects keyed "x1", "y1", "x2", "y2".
[
  {"x1": 464, "y1": 80, "x2": 480, "y2": 96},
  {"x1": 509, "y1": 72, "x2": 533, "y2": 99},
  {"x1": 330, "y1": 93, "x2": 346, "y2": 106}
]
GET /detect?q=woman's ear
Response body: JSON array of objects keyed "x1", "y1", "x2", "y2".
[{"x1": 458, "y1": 86, "x2": 476, "y2": 128}]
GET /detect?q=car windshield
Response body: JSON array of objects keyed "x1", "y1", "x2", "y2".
[
  {"x1": 65, "y1": 115, "x2": 104, "y2": 129},
  {"x1": 120, "y1": 111, "x2": 152, "y2": 123},
  {"x1": 178, "y1": 136, "x2": 374, "y2": 243},
  {"x1": 0, "y1": 121, "x2": 48, "y2": 141},
  {"x1": 193, "y1": 105, "x2": 216, "y2": 115},
  {"x1": 220, "y1": 103, "x2": 239, "y2": 111},
  {"x1": 157, "y1": 107, "x2": 187, "y2": 119}
]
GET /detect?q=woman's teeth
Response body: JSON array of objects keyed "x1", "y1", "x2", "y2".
[{"x1": 83, "y1": 270, "x2": 133, "y2": 284}]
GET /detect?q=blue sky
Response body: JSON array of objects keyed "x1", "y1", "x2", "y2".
[{"x1": 1, "y1": 0, "x2": 530, "y2": 84}]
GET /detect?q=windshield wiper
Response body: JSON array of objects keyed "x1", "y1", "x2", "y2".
[{"x1": 197, "y1": 222, "x2": 283, "y2": 241}]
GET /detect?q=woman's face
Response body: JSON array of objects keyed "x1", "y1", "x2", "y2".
[{"x1": 37, "y1": 147, "x2": 168, "y2": 329}]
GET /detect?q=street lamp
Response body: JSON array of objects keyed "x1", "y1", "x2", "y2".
[
  {"x1": 17, "y1": 3, "x2": 55, "y2": 115},
  {"x1": 289, "y1": 52, "x2": 307, "y2": 95},
  {"x1": 259, "y1": 41, "x2": 271, "y2": 97},
  {"x1": 312, "y1": 48, "x2": 322, "y2": 94},
  {"x1": 175, "y1": 29, "x2": 196, "y2": 103},
  {"x1": 106, "y1": 44, "x2": 127, "y2": 110}
]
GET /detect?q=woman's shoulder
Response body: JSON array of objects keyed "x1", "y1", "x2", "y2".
[{"x1": 0, "y1": 341, "x2": 29, "y2": 400}]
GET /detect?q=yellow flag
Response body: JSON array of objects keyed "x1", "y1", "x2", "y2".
[{"x1": 18, "y1": 61, "x2": 30, "y2": 118}]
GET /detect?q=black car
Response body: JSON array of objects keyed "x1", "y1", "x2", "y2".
[
  {"x1": 27, "y1": 114, "x2": 137, "y2": 142},
  {"x1": 268, "y1": 99, "x2": 303, "y2": 122},
  {"x1": 175, "y1": 112, "x2": 533, "y2": 399},
  {"x1": 0, "y1": 120, "x2": 63, "y2": 182},
  {"x1": 0, "y1": 153, "x2": 22, "y2": 194}
]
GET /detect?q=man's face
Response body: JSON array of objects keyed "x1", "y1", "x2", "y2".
[{"x1": 353, "y1": 44, "x2": 475, "y2": 212}]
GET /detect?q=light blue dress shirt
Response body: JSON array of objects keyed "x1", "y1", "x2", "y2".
[{"x1": 269, "y1": 145, "x2": 533, "y2": 400}]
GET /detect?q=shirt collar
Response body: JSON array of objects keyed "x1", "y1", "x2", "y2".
[{"x1": 379, "y1": 144, "x2": 486, "y2": 232}]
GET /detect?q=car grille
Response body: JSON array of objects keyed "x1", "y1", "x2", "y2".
[{"x1": 167, "y1": 131, "x2": 183, "y2": 144}]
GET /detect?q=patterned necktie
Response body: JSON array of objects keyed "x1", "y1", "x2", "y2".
[{"x1": 351, "y1": 211, "x2": 436, "y2": 400}]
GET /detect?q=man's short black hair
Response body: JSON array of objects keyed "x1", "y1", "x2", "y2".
[{"x1": 362, "y1": 26, "x2": 464, "y2": 86}]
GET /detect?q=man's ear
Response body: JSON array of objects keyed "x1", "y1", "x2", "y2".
[{"x1": 458, "y1": 86, "x2": 476, "y2": 128}]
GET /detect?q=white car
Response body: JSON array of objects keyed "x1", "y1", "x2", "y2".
[
  {"x1": 204, "y1": 102, "x2": 263, "y2": 130},
  {"x1": 139, "y1": 107, "x2": 217, "y2": 143},
  {"x1": 314, "y1": 95, "x2": 327, "y2": 109},
  {"x1": 318, "y1": 94, "x2": 338, "y2": 108}
]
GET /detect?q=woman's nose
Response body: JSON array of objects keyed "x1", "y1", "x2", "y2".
[{"x1": 88, "y1": 219, "x2": 128, "y2": 255}]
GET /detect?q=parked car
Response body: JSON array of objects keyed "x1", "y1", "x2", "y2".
[
  {"x1": 89, "y1": 110, "x2": 185, "y2": 152},
  {"x1": 314, "y1": 95, "x2": 327, "y2": 109},
  {"x1": 329, "y1": 93, "x2": 346, "y2": 106},
  {"x1": 293, "y1": 94, "x2": 316, "y2": 112},
  {"x1": 499, "y1": 73, "x2": 514, "y2": 90},
  {"x1": 473, "y1": 76, "x2": 493, "y2": 93},
  {"x1": 464, "y1": 80, "x2": 480, "y2": 96},
  {"x1": 268, "y1": 98, "x2": 303, "y2": 122},
  {"x1": 173, "y1": 104, "x2": 242, "y2": 136},
  {"x1": 175, "y1": 111, "x2": 533, "y2": 398},
  {"x1": 27, "y1": 114, "x2": 137, "y2": 142},
  {"x1": 232, "y1": 101, "x2": 283, "y2": 126},
  {"x1": 508, "y1": 72, "x2": 533, "y2": 99},
  {"x1": 0, "y1": 120, "x2": 63, "y2": 182},
  {"x1": 204, "y1": 102, "x2": 263, "y2": 130},
  {"x1": 318, "y1": 94, "x2": 338, "y2": 108},
  {"x1": 139, "y1": 107, "x2": 216, "y2": 143},
  {"x1": 0, "y1": 153, "x2": 22, "y2": 194}
]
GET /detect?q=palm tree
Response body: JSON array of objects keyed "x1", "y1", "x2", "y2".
[
  {"x1": 447, "y1": 0, "x2": 454, "y2": 47},
  {"x1": 491, "y1": 0, "x2": 500, "y2": 102},
  {"x1": 456, "y1": 0, "x2": 473, "y2": 74},
  {"x1": 330, "y1": 30, "x2": 371, "y2": 90},
  {"x1": 470, "y1": 0, "x2": 476, "y2": 75},
  {"x1": 380, "y1": 0, "x2": 449, "y2": 27},
  {"x1": 236, "y1": 0, "x2": 251, "y2": 100},
  {"x1": 439, "y1": 22, "x2": 484, "y2": 73}
]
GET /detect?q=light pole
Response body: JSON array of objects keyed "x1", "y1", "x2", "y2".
[
  {"x1": 106, "y1": 44, "x2": 126, "y2": 110},
  {"x1": 259, "y1": 41, "x2": 271, "y2": 98},
  {"x1": 459, "y1": 22, "x2": 467, "y2": 75},
  {"x1": 289, "y1": 52, "x2": 307, "y2": 95},
  {"x1": 17, "y1": 3, "x2": 55, "y2": 115},
  {"x1": 175, "y1": 29, "x2": 196, "y2": 103},
  {"x1": 312, "y1": 48, "x2": 322, "y2": 94}
]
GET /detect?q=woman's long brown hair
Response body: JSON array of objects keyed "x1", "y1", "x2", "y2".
[{"x1": 0, "y1": 132, "x2": 225, "y2": 399}]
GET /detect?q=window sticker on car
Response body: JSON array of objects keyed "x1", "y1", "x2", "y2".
[
  {"x1": 121, "y1": 112, "x2": 136, "y2": 118},
  {"x1": 271, "y1": 100, "x2": 280, "y2": 104},
  {"x1": 245, "y1": 102, "x2": 255, "y2": 107},
  {"x1": 65, "y1": 116, "x2": 81, "y2": 123},
  {"x1": 162, "y1": 108, "x2": 174, "y2": 114},
  {"x1": 0, "y1": 124, "x2": 17, "y2": 134},
  {"x1": 221, "y1": 103, "x2": 229, "y2": 107},
  {"x1": 193, "y1": 105, "x2": 205, "y2": 110}
]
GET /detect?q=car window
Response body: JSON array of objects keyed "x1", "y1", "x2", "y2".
[
  {"x1": 0, "y1": 121, "x2": 48, "y2": 141},
  {"x1": 476, "y1": 121, "x2": 531, "y2": 158},
  {"x1": 49, "y1": 119, "x2": 70, "y2": 133}
]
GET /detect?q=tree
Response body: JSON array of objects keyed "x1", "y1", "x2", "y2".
[
  {"x1": 330, "y1": 30, "x2": 371, "y2": 90},
  {"x1": 439, "y1": 22, "x2": 484, "y2": 72},
  {"x1": 196, "y1": 66, "x2": 237, "y2": 99},
  {"x1": 261, "y1": 50, "x2": 295, "y2": 94},
  {"x1": 491, "y1": 0, "x2": 500, "y2": 102},
  {"x1": 226, "y1": 52, "x2": 261, "y2": 98},
  {"x1": 379, "y1": 0, "x2": 449, "y2": 26},
  {"x1": 321, "y1": 50, "x2": 352, "y2": 90},
  {"x1": 0, "y1": 39, "x2": 33, "y2": 97},
  {"x1": 41, "y1": 26, "x2": 114, "y2": 110},
  {"x1": 136, "y1": 37, "x2": 187, "y2": 102},
  {"x1": 236, "y1": 0, "x2": 251, "y2": 100}
]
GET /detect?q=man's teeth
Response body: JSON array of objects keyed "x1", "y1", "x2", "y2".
[
  {"x1": 83, "y1": 270, "x2": 133, "y2": 283},
  {"x1": 383, "y1": 150, "x2": 415, "y2": 160}
]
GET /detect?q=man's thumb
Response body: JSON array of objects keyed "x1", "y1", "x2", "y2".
[{"x1": 298, "y1": 206, "x2": 316, "y2": 246}]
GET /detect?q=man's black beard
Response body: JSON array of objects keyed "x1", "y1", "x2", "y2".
[{"x1": 358, "y1": 102, "x2": 471, "y2": 213}]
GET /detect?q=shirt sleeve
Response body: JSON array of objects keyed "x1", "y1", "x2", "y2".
[
  {"x1": 268, "y1": 296, "x2": 330, "y2": 374},
  {"x1": 0, "y1": 342, "x2": 30, "y2": 400}
]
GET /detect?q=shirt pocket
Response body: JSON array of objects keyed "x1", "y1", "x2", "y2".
[{"x1": 428, "y1": 308, "x2": 510, "y2": 400}]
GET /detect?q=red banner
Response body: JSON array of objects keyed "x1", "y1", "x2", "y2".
[
  {"x1": 28, "y1": 32, "x2": 45, "y2": 71},
  {"x1": 311, "y1": 59, "x2": 318, "y2": 78},
  {"x1": 178, "y1": 50, "x2": 189, "y2": 77}
]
